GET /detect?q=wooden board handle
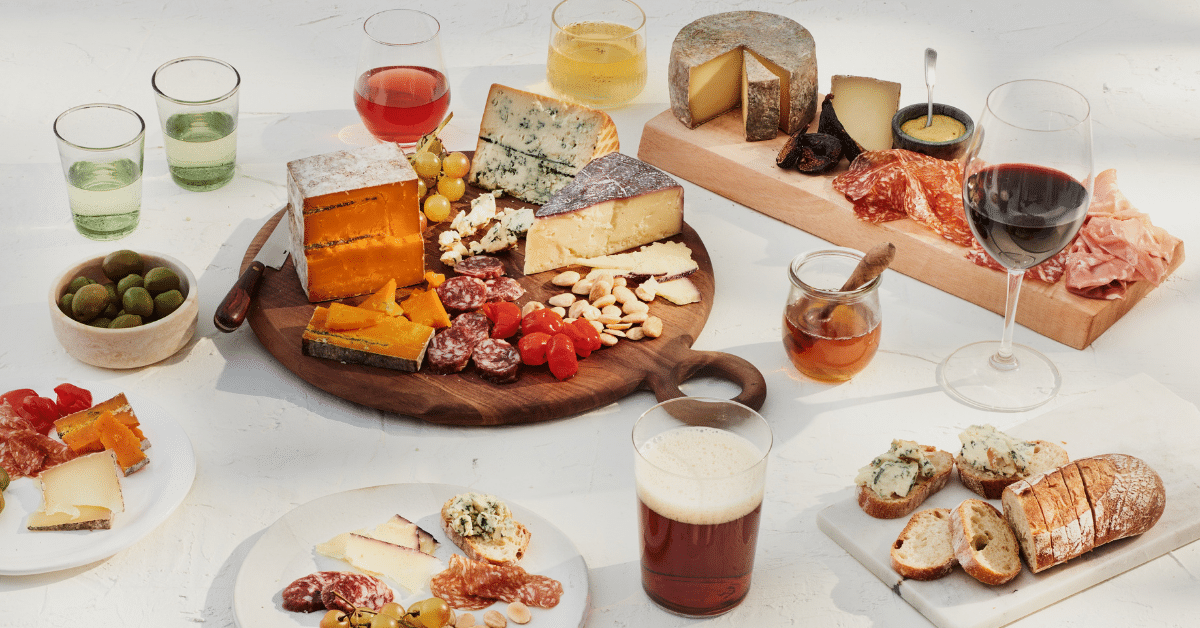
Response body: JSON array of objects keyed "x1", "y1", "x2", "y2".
[{"x1": 642, "y1": 336, "x2": 767, "y2": 411}]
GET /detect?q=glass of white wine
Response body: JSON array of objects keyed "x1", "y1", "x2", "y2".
[
  {"x1": 53, "y1": 104, "x2": 145, "y2": 241},
  {"x1": 152, "y1": 56, "x2": 240, "y2": 192},
  {"x1": 547, "y1": 0, "x2": 647, "y2": 108}
]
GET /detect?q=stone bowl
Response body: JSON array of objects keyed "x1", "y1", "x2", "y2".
[
  {"x1": 891, "y1": 102, "x2": 975, "y2": 160},
  {"x1": 49, "y1": 251, "x2": 198, "y2": 369}
]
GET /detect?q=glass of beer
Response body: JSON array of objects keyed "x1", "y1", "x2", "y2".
[
  {"x1": 547, "y1": 0, "x2": 647, "y2": 107},
  {"x1": 53, "y1": 103, "x2": 145, "y2": 240},
  {"x1": 354, "y1": 9, "x2": 450, "y2": 145},
  {"x1": 151, "y1": 56, "x2": 240, "y2": 192},
  {"x1": 633, "y1": 397, "x2": 772, "y2": 617},
  {"x1": 783, "y1": 248, "x2": 883, "y2": 382}
]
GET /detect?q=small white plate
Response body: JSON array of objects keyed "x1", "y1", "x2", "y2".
[
  {"x1": 233, "y1": 483, "x2": 590, "y2": 627},
  {"x1": 0, "y1": 384, "x2": 197, "y2": 575}
]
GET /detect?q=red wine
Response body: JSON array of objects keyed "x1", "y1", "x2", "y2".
[
  {"x1": 354, "y1": 65, "x2": 450, "y2": 144},
  {"x1": 965, "y1": 164, "x2": 1088, "y2": 269}
]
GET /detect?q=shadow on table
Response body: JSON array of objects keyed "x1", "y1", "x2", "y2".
[{"x1": 205, "y1": 525, "x2": 268, "y2": 622}]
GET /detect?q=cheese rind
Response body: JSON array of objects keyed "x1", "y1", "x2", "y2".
[
  {"x1": 468, "y1": 84, "x2": 619, "y2": 205},
  {"x1": 669, "y1": 11, "x2": 817, "y2": 134},
  {"x1": 287, "y1": 143, "x2": 423, "y2": 301},
  {"x1": 301, "y1": 306, "x2": 435, "y2": 372},
  {"x1": 742, "y1": 52, "x2": 780, "y2": 141},
  {"x1": 523, "y1": 153, "x2": 684, "y2": 275},
  {"x1": 829, "y1": 75, "x2": 902, "y2": 152}
]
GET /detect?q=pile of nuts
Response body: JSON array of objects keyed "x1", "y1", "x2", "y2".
[{"x1": 520, "y1": 269, "x2": 664, "y2": 350}]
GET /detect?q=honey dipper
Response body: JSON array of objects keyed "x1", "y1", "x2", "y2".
[{"x1": 813, "y1": 242, "x2": 896, "y2": 323}]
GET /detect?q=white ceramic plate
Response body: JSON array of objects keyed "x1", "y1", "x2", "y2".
[
  {"x1": 233, "y1": 483, "x2": 590, "y2": 627},
  {"x1": 0, "y1": 384, "x2": 197, "y2": 575}
]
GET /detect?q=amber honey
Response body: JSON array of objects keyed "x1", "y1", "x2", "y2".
[{"x1": 783, "y1": 302, "x2": 881, "y2": 382}]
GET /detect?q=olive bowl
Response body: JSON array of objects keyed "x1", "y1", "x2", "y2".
[
  {"x1": 891, "y1": 102, "x2": 975, "y2": 161},
  {"x1": 49, "y1": 251, "x2": 198, "y2": 369}
]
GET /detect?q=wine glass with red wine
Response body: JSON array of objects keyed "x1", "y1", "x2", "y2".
[
  {"x1": 354, "y1": 9, "x2": 451, "y2": 146},
  {"x1": 937, "y1": 79, "x2": 1093, "y2": 412}
]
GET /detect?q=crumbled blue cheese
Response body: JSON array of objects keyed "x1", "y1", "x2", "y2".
[
  {"x1": 471, "y1": 207, "x2": 535, "y2": 254},
  {"x1": 854, "y1": 439, "x2": 936, "y2": 499},
  {"x1": 958, "y1": 424, "x2": 1036, "y2": 476},
  {"x1": 445, "y1": 492, "x2": 517, "y2": 542},
  {"x1": 450, "y1": 193, "x2": 497, "y2": 238}
]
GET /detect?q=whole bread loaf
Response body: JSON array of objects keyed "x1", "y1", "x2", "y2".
[{"x1": 1001, "y1": 453, "x2": 1165, "y2": 573}]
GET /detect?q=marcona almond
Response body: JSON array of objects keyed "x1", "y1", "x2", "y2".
[
  {"x1": 622, "y1": 300, "x2": 650, "y2": 314},
  {"x1": 627, "y1": 327, "x2": 646, "y2": 340},
  {"x1": 591, "y1": 294, "x2": 617, "y2": 309},
  {"x1": 552, "y1": 270, "x2": 580, "y2": 286},
  {"x1": 571, "y1": 279, "x2": 594, "y2": 295},
  {"x1": 580, "y1": 304, "x2": 601, "y2": 320},
  {"x1": 601, "y1": 304, "x2": 623, "y2": 319},
  {"x1": 634, "y1": 282, "x2": 657, "y2": 302},
  {"x1": 547, "y1": 293, "x2": 576, "y2": 308},
  {"x1": 568, "y1": 300, "x2": 590, "y2": 319},
  {"x1": 612, "y1": 285, "x2": 637, "y2": 304},
  {"x1": 589, "y1": 279, "x2": 613, "y2": 302},
  {"x1": 605, "y1": 328, "x2": 627, "y2": 337},
  {"x1": 457, "y1": 612, "x2": 476, "y2": 627},
  {"x1": 614, "y1": 276, "x2": 627, "y2": 288},
  {"x1": 521, "y1": 301, "x2": 545, "y2": 317},
  {"x1": 550, "y1": 306, "x2": 567, "y2": 317},
  {"x1": 589, "y1": 320, "x2": 605, "y2": 333},
  {"x1": 598, "y1": 315, "x2": 622, "y2": 325},
  {"x1": 605, "y1": 322, "x2": 632, "y2": 331},
  {"x1": 483, "y1": 609, "x2": 507, "y2": 628},
  {"x1": 599, "y1": 332, "x2": 619, "y2": 347},
  {"x1": 643, "y1": 315, "x2": 663, "y2": 338},
  {"x1": 621, "y1": 311, "x2": 648, "y2": 324},
  {"x1": 507, "y1": 602, "x2": 532, "y2": 625}
]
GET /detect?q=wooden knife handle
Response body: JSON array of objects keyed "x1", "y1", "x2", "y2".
[
  {"x1": 642, "y1": 337, "x2": 767, "y2": 411},
  {"x1": 214, "y1": 260, "x2": 266, "y2": 333}
]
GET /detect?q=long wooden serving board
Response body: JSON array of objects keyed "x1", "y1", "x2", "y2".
[
  {"x1": 637, "y1": 108, "x2": 1185, "y2": 350},
  {"x1": 242, "y1": 176, "x2": 765, "y2": 426}
]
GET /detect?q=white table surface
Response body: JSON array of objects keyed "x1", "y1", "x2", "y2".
[{"x1": 2, "y1": 1, "x2": 1198, "y2": 626}]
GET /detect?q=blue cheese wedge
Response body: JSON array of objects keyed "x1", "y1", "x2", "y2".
[
  {"x1": 854, "y1": 439, "x2": 936, "y2": 499},
  {"x1": 468, "y1": 84, "x2": 619, "y2": 205},
  {"x1": 958, "y1": 424, "x2": 1036, "y2": 476},
  {"x1": 443, "y1": 492, "x2": 518, "y2": 544}
]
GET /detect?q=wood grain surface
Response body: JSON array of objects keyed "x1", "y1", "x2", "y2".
[
  {"x1": 242, "y1": 172, "x2": 766, "y2": 426},
  {"x1": 637, "y1": 108, "x2": 1185, "y2": 350}
]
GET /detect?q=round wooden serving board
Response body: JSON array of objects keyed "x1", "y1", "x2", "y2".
[{"x1": 242, "y1": 174, "x2": 765, "y2": 426}]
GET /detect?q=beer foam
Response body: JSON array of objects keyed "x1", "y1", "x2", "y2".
[{"x1": 635, "y1": 426, "x2": 766, "y2": 526}]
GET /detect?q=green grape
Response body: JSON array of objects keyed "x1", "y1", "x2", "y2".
[
  {"x1": 319, "y1": 609, "x2": 350, "y2": 628},
  {"x1": 437, "y1": 177, "x2": 465, "y2": 202},
  {"x1": 349, "y1": 607, "x2": 375, "y2": 627},
  {"x1": 407, "y1": 597, "x2": 451, "y2": 628},
  {"x1": 379, "y1": 602, "x2": 405, "y2": 620},
  {"x1": 417, "y1": 178, "x2": 428, "y2": 199},
  {"x1": 369, "y1": 612, "x2": 400, "y2": 628},
  {"x1": 412, "y1": 152, "x2": 442, "y2": 179},
  {"x1": 442, "y1": 152, "x2": 470, "y2": 179}
]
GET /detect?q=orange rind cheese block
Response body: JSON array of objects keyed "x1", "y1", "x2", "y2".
[
  {"x1": 401, "y1": 289, "x2": 451, "y2": 329},
  {"x1": 302, "y1": 306, "x2": 436, "y2": 372}
]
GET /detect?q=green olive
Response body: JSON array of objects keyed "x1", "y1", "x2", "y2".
[
  {"x1": 71, "y1": 283, "x2": 110, "y2": 322},
  {"x1": 109, "y1": 314, "x2": 143, "y2": 328},
  {"x1": 122, "y1": 286, "x2": 154, "y2": 318},
  {"x1": 153, "y1": 289, "x2": 184, "y2": 320},
  {"x1": 58, "y1": 292, "x2": 74, "y2": 316},
  {"x1": 103, "y1": 249, "x2": 144, "y2": 282},
  {"x1": 67, "y1": 276, "x2": 95, "y2": 294},
  {"x1": 89, "y1": 317, "x2": 114, "y2": 328},
  {"x1": 143, "y1": 267, "x2": 180, "y2": 295},
  {"x1": 116, "y1": 273, "x2": 144, "y2": 299}
]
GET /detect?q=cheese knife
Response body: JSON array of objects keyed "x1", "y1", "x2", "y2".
[{"x1": 214, "y1": 214, "x2": 291, "y2": 332}]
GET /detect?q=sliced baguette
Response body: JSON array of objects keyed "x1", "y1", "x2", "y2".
[
  {"x1": 1032, "y1": 468, "x2": 1092, "y2": 563},
  {"x1": 1074, "y1": 454, "x2": 1166, "y2": 546},
  {"x1": 857, "y1": 446, "x2": 954, "y2": 519},
  {"x1": 890, "y1": 508, "x2": 956, "y2": 580},
  {"x1": 957, "y1": 439, "x2": 1069, "y2": 499},
  {"x1": 950, "y1": 499, "x2": 1022, "y2": 585},
  {"x1": 1000, "y1": 478, "x2": 1056, "y2": 573}
]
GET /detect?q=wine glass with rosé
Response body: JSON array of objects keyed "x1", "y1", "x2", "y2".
[
  {"x1": 354, "y1": 9, "x2": 450, "y2": 145},
  {"x1": 937, "y1": 79, "x2": 1093, "y2": 412}
]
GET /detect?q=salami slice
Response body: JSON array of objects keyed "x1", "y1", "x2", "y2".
[
  {"x1": 436, "y1": 276, "x2": 489, "y2": 313},
  {"x1": 455, "y1": 255, "x2": 506, "y2": 280},
  {"x1": 472, "y1": 339, "x2": 521, "y2": 384},
  {"x1": 426, "y1": 327, "x2": 476, "y2": 375},
  {"x1": 0, "y1": 426, "x2": 77, "y2": 479},
  {"x1": 485, "y1": 277, "x2": 525, "y2": 303},
  {"x1": 281, "y1": 571, "x2": 340, "y2": 613},
  {"x1": 320, "y1": 572, "x2": 394, "y2": 614},
  {"x1": 430, "y1": 555, "x2": 563, "y2": 610},
  {"x1": 452, "y1": 311, "x2": 491, "y2": 345}
]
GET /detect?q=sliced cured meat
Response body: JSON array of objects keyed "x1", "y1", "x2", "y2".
[
  {"x1": 452, "y1": 311, "x2": 491, "y2": 346},
  {"x1": 426, "y1": 327, "x2": 477, "y2": 375},
  {"x1": 320, "y1": 572, "x2": 394, "y2": 614},
  {"x1": 1063, "y1": 169, "x2": 1180, "y2": 299},
  {"x1": 0, "y1": 425, "x2": 77, "y2": 479},
  {"x1": 430, "y1": 555, "x2": 563, "y2": 610},
  {"x1": 454, "y1": 255, "x2": 506, "y2": 280},
  {"x1": 832, "y1": 149, "x2": 973, "y2": 247},
  {"x1": 436, "y1": 276, "x2": 489, "y2": 313},
  {"x1": 966, "y1": 241, "x2": 1070, "y2": 284},
  {"x1": 485, "y1": 277, "x2": 525, "y2": 303},
  {"x1": 281, "y1": 571, "x2": 340, "y2": 613},
  {"x1": 472, "y1": 339, "x2": 521, "y2": 384}
]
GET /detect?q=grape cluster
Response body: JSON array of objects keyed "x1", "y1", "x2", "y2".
[
  {"x1": 320, "y1": 597, "x2": 454, "y2": 628},
  {"x1": 413, "y1": 150, "x2": 472, "y2": 224}
]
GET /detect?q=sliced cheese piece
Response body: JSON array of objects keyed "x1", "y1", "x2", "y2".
[
  {"x1": 95, "y1": 411, "x2": 148, "y2": 476},
  {"x1": 286, "y1": 143, "x2": 423, "y2": 301},
  {"x1": 574, "y1": 241, "x2": 698, "y2": 280},
  {"x1": 301, "y1": 306, "x2": 435, "y2": 372},
  {"x1": 325, "y1": 301, "x2": 387, "y2": 331},
  {"x1": 358, "y1": 278, "x2": 403, "y2": 317},
  {"x1": 742, "y1": 52, "x2": 780, "y2": 141},
  {"x1": 655, "y1": 277, "x2": 702, "y2": 305},
  {"x1": 342, "y1": 533, "x2": 443, "y2": 593},
  {"x1": 55, "y1": 392, "x2": 147, "y2": 451},
  {"x1": 523, "y1": 153, "x2": 684, "y2": 275},
  {"x1": 315, "y1": 531, "x2": 355, "y2": 560},
  {"x1": 371, "y1": 514, "x2": 419, "y2": 550},
  {"x1": 829, "y1": 75, "x2": 902, "y2": 152},
  {"x1": 468, "y1": 84, "x2": 619, "y2": 205},
  {"x1": 29, "y1": 451, "x2": 124, "y2": 531},
  {"x1": 669, "y1": 11, "x2": 817, "y2": 134}
]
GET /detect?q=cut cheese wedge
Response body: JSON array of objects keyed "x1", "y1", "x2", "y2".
[
  {"x1": 28, "y1": 450, "x2": 124, "y2": 531},
  {"x1": 574, "y1": 241, "x2": 698, "y2": 280},
  {"x1": 524, "y1": 153, "x2": 684, "y2": 275},
  {"x1": 371, "y1": 514, "x2": 419, "y2": 550},
  {"x1": 55, "y1": 393, "x2": 147, "y2": 451},
  {"x1": 342, "y1": 533, "x2": 443, "y2": 593},
  {"x1": 829, "y1": 75, "x2": 902, "y2": 152},
  {"x1": 655, "y1": 277, "x2": 702, "y2": 305},
  {"x1": 302, "y1": 306, "x2": 435, "y2": 372}
]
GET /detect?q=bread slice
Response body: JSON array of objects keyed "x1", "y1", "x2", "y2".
[
  {"x1": 1059, "y1": 462, "x2": 1097, "y2": 558},
  {"x1": 1000, "y1": 478, "x2": 1056, "y2": 573},
  {"x1": 890, "y1": 508, "x2": 956, "y2": 580},
  {"x1": 950, "y1": 499, "x2": 1022, "y2": 585},
  {"x1": 1032, "y1": 468, "x2": 1091, "y2": 563},
  {"x1": 857, "y1": 445, "x2": 954, "y2": 519},
  {"x1": 1075, "y1": 454, "x2": 1166, "y2": 546},
  {"x1": 440, "y1": 495, "x2": 531, "y2": 565},
  {"x1": 957, "y1": 439, "x2": 1069, "y2": 499}
]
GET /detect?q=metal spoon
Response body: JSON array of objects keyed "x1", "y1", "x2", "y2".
[{"x1": 924, "y1": 48, "x2": 937, "y2": 127}]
